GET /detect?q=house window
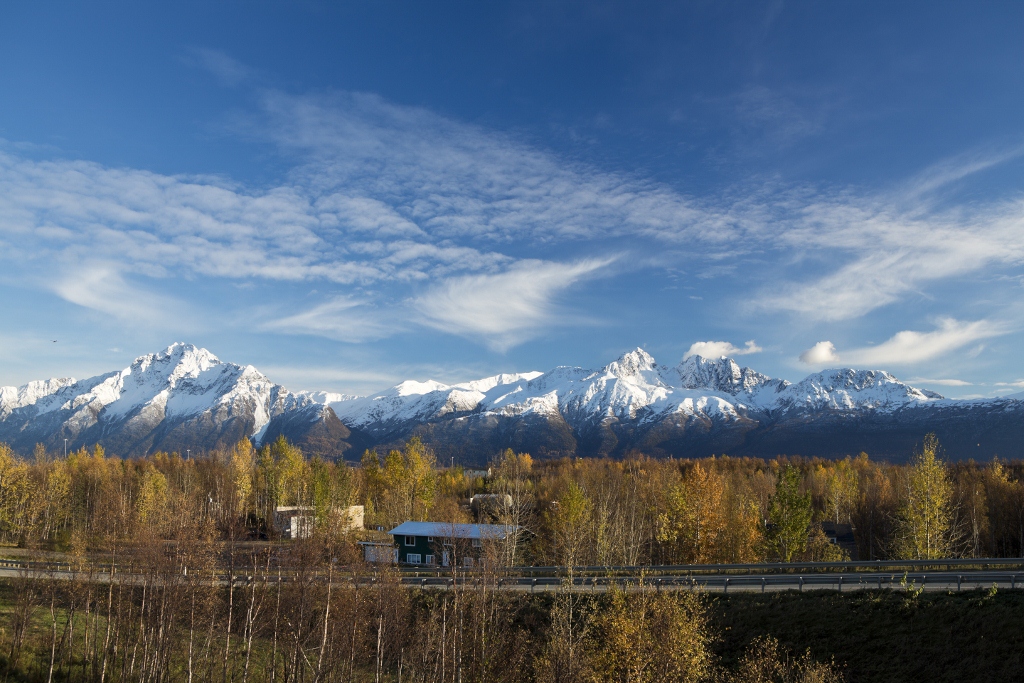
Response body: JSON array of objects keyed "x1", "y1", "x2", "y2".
[
  {"x1": 425, "y1": 554, "x2": 436, "y2": 565},
  {"x1": 406, "y1": 553, "x2": 422, "y2": 564},
  {"x1": 404, "y1": 535, "x2": 416, "y2": 547},
  {"x1": 472, "y1": 538, "x2": 482, "y2": 548},
  {"x1": 463, "y1": 557, "x2": 474, "y2": 567},
  {"x1": 427, "y1": 536, "x2": 434, "y2": 543}
]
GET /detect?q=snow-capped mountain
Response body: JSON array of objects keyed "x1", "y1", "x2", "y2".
[
  {"x1": 3, "y1": 344, "x2": 1024, "y2": 462},
  {"x1": 0, "y1": 343, "x2": 350, "y2": 457},
  {"x1": 320, "y1": 349, "x2": 944, "y2": 430}
]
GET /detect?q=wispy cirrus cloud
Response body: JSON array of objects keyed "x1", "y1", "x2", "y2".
[
  {"x1": 414, "y1": 259, "x2": 613, "y2": 351},
  {"x1": 261, "y1": 296, "x2": 402, "y2": 343},
  {"x1": 763, "y1": 148, "x2": 1024, "y2": 321},
  {"x1": 5, "y1": 80, "x2": 1024, "y2": 359},
  {"x1": 255, "y1": 91, "x2": 739, "y2": 246},
  {"x1": 52, "y1": 265, "x2": 185, "y2": 325},
  {"x1": 909, "y1": 378, "x2": 973, "y2": 387}
]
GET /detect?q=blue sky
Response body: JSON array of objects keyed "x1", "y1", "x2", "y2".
[{"x1": 2, "y1": 1, "x2": 1024, "y2": 398}]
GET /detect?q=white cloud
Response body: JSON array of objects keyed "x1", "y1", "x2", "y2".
[
  {"x1": 414, "y1": 259, "x2": 612, "y2": 351},
  {"x1": 800, "y1": 319, "x2": 1009, "y2": 367},
  {"x1": 908, "y1": 378, "x2": 973, "y2": 387},
  {"x1": 684, "y1": 339, "x2": 762, "y2": 359},
  {"x1": 904, "y1": 143, "x2": 1024, "y2": 197},
  {"x1": 845, "y1": 319, "x2": 1008, "y2": 366},
  {"x1": 52, "y1": 265, "x2": 184, "y2": 325},
  {"x1": 7, "y1": 84, "x2": 1024, "y2": 357},
  {"x1": 762, "y1": 149, "x2": 1024, "y2": 321},
  {"x1": 799, "y1": 341, "x2": 839, "y2": 365},
  {"x1": 261, "y1": 296, "x2": 400, "y2": 343},
  {"x1": 256, "y1": 90, "x2": 733, "y2": 246}
]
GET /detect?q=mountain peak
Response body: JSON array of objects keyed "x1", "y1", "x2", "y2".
[
  {"x1": 131, "y1": 343, "x2": 221, "y2": 380},
  {"x1": 677, "y1": 354, "x2": 780, "y2": 396},
  {"x1": 603, "y1": 348, "x2": 657, "y2": 377},
  {"x1": 157, "y1": 342, "x2": 219, "y2": 364}
]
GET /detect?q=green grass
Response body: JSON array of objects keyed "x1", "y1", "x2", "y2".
[{"x1": 712, "y1": 589, "x2": 1024, "y2": 682}]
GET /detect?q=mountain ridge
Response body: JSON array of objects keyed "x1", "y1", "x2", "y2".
[{"x1": 2, "y1": 343, "x2": 1022, "y2": 463}]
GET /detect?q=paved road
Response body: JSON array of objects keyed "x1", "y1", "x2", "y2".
[
  {"x1": 3, "y1": 564, "x2": 1021, "y2": 594},
  {"x1": 404, "y1": 571, "x2": 1024, "y2": 593}
]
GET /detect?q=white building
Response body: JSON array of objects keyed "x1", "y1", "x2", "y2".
[{"x1": 273, "y1": 505, "x2": 365, "y2": 539}]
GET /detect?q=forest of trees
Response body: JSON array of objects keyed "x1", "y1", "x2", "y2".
[
  {"x1": 2, "y1": 434, "x2": 1023, "y2": 564},
  {"x1": 1, "y1": 434, "x2": 1023, "y2": 681}
]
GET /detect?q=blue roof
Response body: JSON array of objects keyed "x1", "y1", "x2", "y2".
[{"x1": 388, "y1": 521, "x2": 515, "y2": 540}]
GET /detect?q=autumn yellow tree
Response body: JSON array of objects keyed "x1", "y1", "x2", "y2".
[
  {"x1": 547, "y1": 480, "x2": 594, "y2": 570},
  {"x1": 273, "y1": 436, "x2": 311, "y2": 507},
  {"x1": 822, "y1": 457, "x2": 858, "y2": 526},
  {"x1": 229, "y1": 438, "x2": 256, "y2": 515},
  {"x1": 136, "y1": 463, "x2": 169, "y2": 530},
  {"x1": 894, "y1": 433, "x2": 953, "y2": 560},
  {"x1": 658, "y1": 462, "x2": 726, "y2": 564},
  {"x1": 0, "y1": 443, "x2": 33, "y2": 544},
  {"x1": 370, "y1": 438, "x2": 438, "y2": 527},
  {"x1": 491, "y1": 449, "x2": 534, "y2": 568},
  {"x1": 588, "y1": 587, "x2": 715, "y2": 683}
]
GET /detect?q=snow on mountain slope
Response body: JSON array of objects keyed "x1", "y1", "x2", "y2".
[
  {"x1": 328, "y1": 372, "x2": 543, "y2": 427},
  {"x1": 319, "y1": 348, "x2": 943, "y2": 434},
  {"x1": 0, "y1": 343, "x2": 328, "y2": 454},
  {"x1": 772, "y1": 368, "x2": 942, "y2": 412},
  {"x1": 0, "y1": 343, "x2": 968, "y2": 460},
  {"x1": 677, "y1": 355, "x2": 789, "y2": 403},
  {"x1": 0, "y1": 377, "x2": 79, "y2": 419},
  {"x1": 487, "y1": 349, "x2": 678, "y2": 423}
]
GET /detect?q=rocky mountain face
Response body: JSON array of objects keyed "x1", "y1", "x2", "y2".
[{"x1": 3, "y1": 344, "x2": 1023, "y2": 463}]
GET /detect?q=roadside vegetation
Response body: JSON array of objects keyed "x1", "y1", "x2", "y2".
[
  {"x1": 0, "y1": 433, "x2": 1022, "y2": 681},
  {"x1": 3, "y1": 566, "x2": 1023, "y2": 682}
]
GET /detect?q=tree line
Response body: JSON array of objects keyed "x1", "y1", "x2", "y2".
[{"x1": 2, "y1": 433, "x2": 1023, "y2": 563}]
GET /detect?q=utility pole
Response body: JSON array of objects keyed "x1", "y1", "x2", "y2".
[{"x1": 187, "y1": 449, "x2": 191, "y2": 461}]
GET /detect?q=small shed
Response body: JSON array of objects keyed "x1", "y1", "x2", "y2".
[
  {"x1": 359, "y1": 541, "x2": 398, "y2": 564},
  {"x1": 388, "y1": 521, "x2": 515, "y2": 566},
  {"x1": 274, "y1": 505, "x2": 365, "y2": 539}
]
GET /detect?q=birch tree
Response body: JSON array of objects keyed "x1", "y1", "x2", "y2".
[{"x1": 894, "y1": 433, "x2": 953, "y2": 560}]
